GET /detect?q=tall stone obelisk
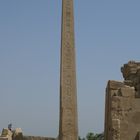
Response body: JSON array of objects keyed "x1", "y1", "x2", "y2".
[{"x1": 59, "y1": 0, "x2": 78, "y2": 140}]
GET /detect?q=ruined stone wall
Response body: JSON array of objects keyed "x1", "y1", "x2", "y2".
[
  {"x1": 0, "y1": 128, "x2": 56, "y2": 140},
  {"x1": 13, "y1": 135, "x2": 55, "y2": 140},
  {"x1": 105, "y1": 61, "x2": 140, "y2": 140},
  {"x1": 12, "y1": 130, "x2": 55, "y2": 140},
  {"x1": 23, "y1": 136, "x2": 55, "y2": 140}
]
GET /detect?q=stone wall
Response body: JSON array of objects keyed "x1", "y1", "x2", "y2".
[
  {"x1": 135, "y1": 132, "x2": 140, "y2": 140},
  {"x1": 11, "y1": 128, "x2": 56, "y2": 140},
  {"x1": 23, "y1": 136, "x2": 55, "y2": 140},
  {"x1": 0, "y1": 127, "x2": 56, "y2": 140},
  {"x1": 104, "y1": 61, "x2": 140, "y2": 140}
]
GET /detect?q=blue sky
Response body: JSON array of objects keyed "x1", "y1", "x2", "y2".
[{"x1": 0, "y1": 0, "x2": 140, "y2": 138}]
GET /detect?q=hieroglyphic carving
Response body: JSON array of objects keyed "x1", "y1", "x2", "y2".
[
  {"x1": 65, "y1": 0, "x2": 71, "y2": 33},
  {"x1": 59, "y1": 0, "x2": 78, "y2": 140}
]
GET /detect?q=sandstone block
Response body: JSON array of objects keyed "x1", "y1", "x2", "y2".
[
  {"x1": 119, "y1": 87, "x2": 135, "y2": 97},
  {"x1": 0, "y1": 129, "x2": 12, "y2": 140},
  {"x1": 107, "y1": 80, "x2": 124, "y2": 90},
  {"x1": 12, "y1": 128, "x2": 23, "y2": 140},
  {"x1": 135, "y1": 132, "x2": 140, "y2": 140},
  {"x1": 112, "y1": 119, "x2": 120, "y2": 140}
]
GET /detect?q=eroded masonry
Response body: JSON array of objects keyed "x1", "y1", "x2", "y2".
[{"x1": 105, "y1": 61, "x2": 140, "y2": 140}]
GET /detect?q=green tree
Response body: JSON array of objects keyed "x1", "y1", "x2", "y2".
[
  {"x1": 86, "y1": 132, "x2": 104, "y2": 140},
  {"x1": 93, "y1": 133, "x2": 104, "y2": 140},
  {"x1": 79, "y1": 132, "x2": 104, "y2": 140},
  {"x1": 79, "y1": 136, "x2": 86, "y2": 140},
  {"x1": 86, "y1": 132, "x2": 95, "y2": 140}
]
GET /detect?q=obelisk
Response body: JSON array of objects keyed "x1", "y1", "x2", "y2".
[{"x1": 59, "y1": 0, "x2": 78, "y2": 140}]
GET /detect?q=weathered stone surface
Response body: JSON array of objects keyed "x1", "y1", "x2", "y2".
[
  {"x1": 105, "y1": 61, "x2": 140, "y2": 140},
  {"x1": 23, "y1": 136, "x2": 55, "y2": 140},
  {"x1": 119, "y1": 86, "x2": 135, "y2": 97},
  {"x1": 121, "y1": 61, "x2": 140, "y2": 96},
  {"x1": 121, "y1": 61, "x2": 140, "y2": 80},
  {"x1": 0, "y1": 137, "x2": 8, "y2": 140},
  {"x1": 112, "y1": 119, "x2": 120, "y2": 140},
  {"x1": 12, "y1": 128, "x2": 23, "y2": 140},
  {"x1": 0, "y1": 127, "x2": 56, "y2": 140},
  {"x1": 135, "y1": 132, "x2": 140, "y2": 140},
  {"x1": 59, "y1": 0, "x2": 78, "y2": 140},
  {"x1": 0, "y1": 129, "x2": 12, "y2": 140},
  {"x1": 107, "y1": 80, "x2": 124, "y2": 90}
]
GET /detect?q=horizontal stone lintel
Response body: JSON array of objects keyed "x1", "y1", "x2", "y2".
[{"x1": 107, "y1": 80, "x2": 124, "y2": 90}]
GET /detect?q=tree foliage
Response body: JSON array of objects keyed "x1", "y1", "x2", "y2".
[{"x1": 79, "y1": 132, "x2": 104, "y2": 140}]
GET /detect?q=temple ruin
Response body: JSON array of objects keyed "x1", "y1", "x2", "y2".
[{"x1": 105, "y1": 61, "x2": 140, "y2": 140}]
